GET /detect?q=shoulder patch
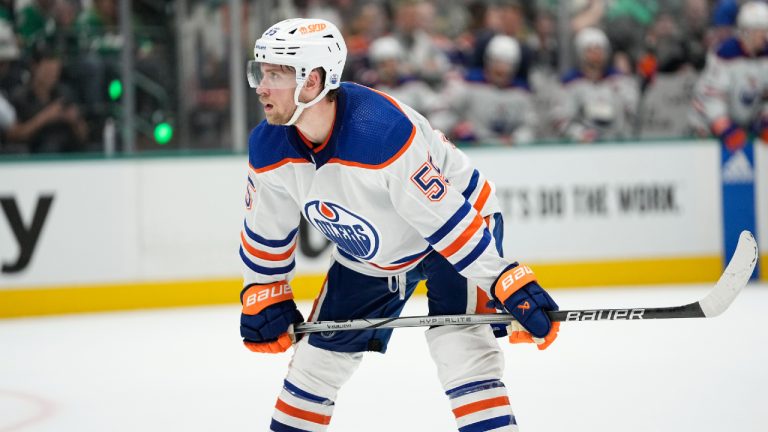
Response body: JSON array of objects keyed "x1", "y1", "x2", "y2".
[{"x1": 248, "y1": 121, "x2": 308, "y2": 173}]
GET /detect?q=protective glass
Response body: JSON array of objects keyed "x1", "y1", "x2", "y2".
[{"x1": 246, "y1": 60, "x2": 297, "y2": 90}]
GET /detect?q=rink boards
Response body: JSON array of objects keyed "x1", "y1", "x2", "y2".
[{"x1": 1, "y1": 139, "x2": 765, "y2": 317}]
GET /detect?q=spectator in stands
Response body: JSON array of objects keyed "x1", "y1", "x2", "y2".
[
  {"x1": 447, "y1": 34, "x2": 537, "y2": 146},
  {"x1": 470, "y1": 0, "x2": 533, "y2": 82},
  {"x1": 552, "y1": 27, "x2": 639, "y2": 142},
  {"x1": 362, "y1": 36, "x2": 437, "y2": 116},
  {"x1": 0, "y1": 19, "x2": 22, "y2": 94},
  {"x1": 7, "y1": 43, "x2": 88, "y2": 153},
  {"x1": 15, "y1": 0, "x2": 56, "y2": 50},
  {"x1": 689, "y1": 1, "x2": 768, "y2": 151},
  {"x1": 389, "y1": 0, "x2": 451, "y2": 87},
  {"x1": 0, "y1": 20, "x2": 17, "y2": 152}
]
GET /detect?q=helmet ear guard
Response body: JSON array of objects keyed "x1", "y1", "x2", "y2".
[{"x1": 250, "y1": 18, "x2": 347, "y2": 125}]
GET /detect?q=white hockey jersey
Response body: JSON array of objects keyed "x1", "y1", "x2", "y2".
[
  {"x1": 240, "y1": 82, "x2": 510, "y2": 294},
  {"x1": 689, "y1": 37, "x2": 768, "y2": 133},
  {"x1": 552, "y1": 67, "x2": 639, "y2": 141},
  {"x1": 446, "y1": 69, "x2": 537, "y2": 146}
]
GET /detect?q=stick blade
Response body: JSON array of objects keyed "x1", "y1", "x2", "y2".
[{"x1": 699, "y1": 230, "x2": 759, "y2": 318}]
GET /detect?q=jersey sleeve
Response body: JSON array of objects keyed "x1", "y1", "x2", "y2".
[
  {"x1": 691, "y1": 53, "x2": 731, "y2": 131},
  {"x1": 384, "y1": 112, "x2": 509, "y2": 293},
  {"x1": 240, "y1": 167, "x2": 301, "y2": 287}
]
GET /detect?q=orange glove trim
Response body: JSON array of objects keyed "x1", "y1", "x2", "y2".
[
  {"x1": 493, "y1": 265, "x2": 538, "y2": 303},
  {"x1": 244, "y1": 332, "x2": 293, "y2": 353},
  {"x1": 242, "y1": 281, "x2": 294, "y2": 315},
  {"x1": 724, "y1": 128, "x2": 747, "y2": 152},
  {"x1": 536, "y1": 322, "x2": 560, "y2": 351},
  {"x1": 507, "y1": 322, "x2": 559, "y2": 350}
]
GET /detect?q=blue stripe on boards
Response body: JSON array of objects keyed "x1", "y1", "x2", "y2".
[
  {"x1": 243, "y1": 221, "x2": 298, "y2": 248},
  {"x1": 240, "y1": 247, "x2": 296, "y2": 275},
  {"x1": 459, "y1": 415, "x2": 516, "y2": 432},
  {"x1": 426, "y1": 202, "x2": 472, "y2": 245}
]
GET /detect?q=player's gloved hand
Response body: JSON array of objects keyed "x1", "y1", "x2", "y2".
[
  {"x1": 718, "y1": 124, "x2": 747, "y2": 152},
  {"x1": 240, "y1": 281, "x2": 304, "y2": 353},
  {"x1": 491, "y1": 263, "x2": 559, "y2": 350}
]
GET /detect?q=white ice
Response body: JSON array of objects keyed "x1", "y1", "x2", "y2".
[{"x1": 1, "y1": 283, "x2": 766, "y2": 432}]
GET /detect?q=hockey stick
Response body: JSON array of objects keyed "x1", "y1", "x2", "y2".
[{"x1": 292, "y1": 230, "x2": 758, "y2": 335}]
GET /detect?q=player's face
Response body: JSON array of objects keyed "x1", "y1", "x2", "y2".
[
  {"x1": 583, "y1": 46, "x2": 606, "y2": 69},
  {"x1": 255, "y1": 63, "x2": 298, "y2": 125},
  {"x1": 742, "y1": 29, "x2": 768, "y2": 53},
  {"x1": 486, "y1": 60, "x2": 514, "y2": 87}
]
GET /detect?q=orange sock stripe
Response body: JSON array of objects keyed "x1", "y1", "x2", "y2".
[
  {"x1": 440, "y1": 213, "x2": 483, "y2": 258},
  {"x1": 241, "y1": 231, "x2": 297, "y2": 261},
  {"x1": 453, "y1": 396, "x2": 510, "y2": 418},
  {"x1": 472, "y1": 181, "x2": 491, "y2": 212},
  {"x1": 275, "y1": 398, "x2": 331, "y2": 425}
]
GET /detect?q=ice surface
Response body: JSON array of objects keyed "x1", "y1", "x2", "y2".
[{"x1": 1, "y1": 283, "x2": 766, "y2": 431}]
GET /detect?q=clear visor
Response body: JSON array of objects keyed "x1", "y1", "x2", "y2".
[{"x1": 246, "y1": 60, "x2": 298, "y2": 90}]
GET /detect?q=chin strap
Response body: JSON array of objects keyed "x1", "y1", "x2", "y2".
[{"x1": 283, "y1": 83, "x2": 332, "y2": 126}]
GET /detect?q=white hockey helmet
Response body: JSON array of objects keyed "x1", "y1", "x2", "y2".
[
  {"x1": 737, "y1": 1, "x2": 768, "y2": 30},
  {"x1": 248, "y1": 18, "x2": 347, "y2": 125},
  {"x1": 575, "y1": 27, "x2": 610, "y2": 57},
  {"x1": 368, "y1": 36, "x2": 404, "y2": 64},
  {"x1": 485, "y1": 35, "x2": 521, "y2": 66}
]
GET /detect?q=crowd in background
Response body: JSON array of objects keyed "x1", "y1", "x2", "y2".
[{"x1": 0, "y1": 0, "x2": 765, "y2": 154}]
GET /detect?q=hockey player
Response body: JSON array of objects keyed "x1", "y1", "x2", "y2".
[
  {"x1": 688, "y1": 1, "x2": 768, "y2": 151},
  {"x1": 448, "y1": 35, "x2": 537, "y2": 146},
  {"x1": 360, "y1": 36, "x2": 438, "y2": 117},
  {"x1": 241, "y1": 18, "x2": 560, "y2": 432},
  {"x1": 552, "y1": 27, "x2": 639, "y2": 143}
]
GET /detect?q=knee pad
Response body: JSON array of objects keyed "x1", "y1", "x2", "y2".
[
  {"x1": 425, "y1": 324, "x2": 505, "y2": 391},
  {"x1": 285, "y1": 338, "x2": 364, "y2": 401}
]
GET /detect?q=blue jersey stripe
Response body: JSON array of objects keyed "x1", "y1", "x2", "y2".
[
  {"x1": 243, "y1": 221, "x2": 298, "y2": 248},
  {"x1": 391, "y1": 245, "x2": 432, "y2": 264},
  {"x1": 283, "y1": 380, "x2": 333, "y2": 404},
  {"x1": 270, "y1": 419, "x2": 311, "y2": 432},
  {"x1": 453, "y1": 229, "x2": 491, "y2": 272},
  {"x1": 462, "y1": 169, "x2": 480, "y2": 200},
  {"x1": 426, "y1": 201, "x2": 472, "y2": 245},
  {"x1": 240, "y1": 246, "x2": 295, "y2": 275},
  {"x1": 459, "y1": 415, "x2": 516, "y2": 432}
]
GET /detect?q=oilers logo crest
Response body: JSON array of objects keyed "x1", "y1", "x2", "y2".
[{"x1": 304, "y1": 201, "x2": 380, "y2": 260}]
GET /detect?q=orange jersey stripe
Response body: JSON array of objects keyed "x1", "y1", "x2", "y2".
[
  {"x1": 296, "y1": 108, "x2": 336, "y2": 154},
  {"x1": 473, "y1": 181, "x2": 491, "y2": 213},
  {"x1": 326, "y1": 125, "x2": 416, "y2": 169},
  {"x1": 453, "y1": 396, "x2": 510, "y2": 419},
  {"x1": 440, "y1": 213, "x2": 483, "y2": 258},
  {"x1": 240, "y1": 231, "x2": 296, "y2": 261},
  {"x1": 250, "y1": 158, "x2": 309, "y2": 174},
  {"x1": 275, "y1": 399, "x2": 331, "y2": 425}
]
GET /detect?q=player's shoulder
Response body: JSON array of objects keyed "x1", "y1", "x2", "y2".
[
  {"x1": 332, "y1": 82, "x2": 416, "y2": 169},
  {"x1": 715, "y1": 37, "x2": 749, "y2": 60},
  {"x1": 561, "y1": 69, "x2": 584, "y2": 85},
  {"x1": 248, "y1": 121, "x2": 306, "y2": 173}
]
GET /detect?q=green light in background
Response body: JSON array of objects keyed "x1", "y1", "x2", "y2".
[
  {"x1": 153, "y1": 122, "x2": 173, "y2": 145},
  {"x1": 108, "y1": 79, "x2": 123, "y2": 101}
]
